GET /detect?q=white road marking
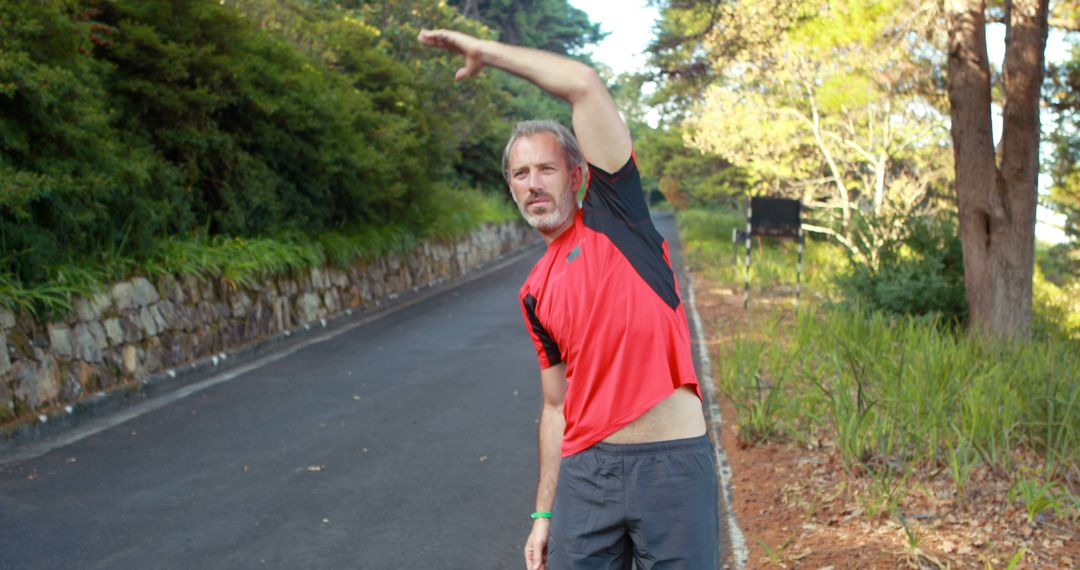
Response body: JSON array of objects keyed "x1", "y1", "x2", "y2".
[{"x1": 686, "y1": 278, "x2": 749, "y2": 569}]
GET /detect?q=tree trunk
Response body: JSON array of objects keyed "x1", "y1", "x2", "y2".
[
  {"x1": 945, "y1": 0, "x2": 1048, "y2": 338},
  {"x1": 463, "y1": 0, "x2": 480, "y2": 20}
]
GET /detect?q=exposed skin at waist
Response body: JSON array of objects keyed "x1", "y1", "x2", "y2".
[{"x1": 601, "y1": 384, "x2": 706, "y2": 444}]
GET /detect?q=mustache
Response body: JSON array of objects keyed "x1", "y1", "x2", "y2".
[{"x1": 522, "y1": 192, "x2": 555, "y2": 207}]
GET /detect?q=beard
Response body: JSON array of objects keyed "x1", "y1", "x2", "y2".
[{"x1": 515, "y1": 188, "x2": 577, "y2": 232}]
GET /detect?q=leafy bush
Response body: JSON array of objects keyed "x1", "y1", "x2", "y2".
[
  {"x1": 835, "y1": 214, "x2": 966, "y2": 322},
  {"x1": 0, "y1": 0, "x2": 192, "y2": 284},
  {"x1": 0, "y1": 0, "x2": 532, "y2": 299},
  {"x1": 1032, "y1": 266, "x2": 1080, "y2": 342}
]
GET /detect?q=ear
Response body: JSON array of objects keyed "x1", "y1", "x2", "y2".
[{"x1": 571, "y1": 164, "x2": 584, "y2": 190}]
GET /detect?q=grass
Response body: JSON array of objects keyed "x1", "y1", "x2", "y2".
[
  {"x1": 0, "y1": 186, "x2": 518, "y2": 318},
  {"x1": 678, "y1": 205, "x2": 1080, "y2": 524},
  {"x1": 676, "y1": 207, "x2": 846, "y2": 296},
  {"x1": 723, "y1": 309, "x2": 1080, "y2": 491},
  {"x1": 1008, "y1": 475, "x2": 1064, "y2": 522}
]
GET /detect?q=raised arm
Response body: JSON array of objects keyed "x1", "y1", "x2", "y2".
[{"x1": 418, "y1": 29, "x2": 631, "y2": 173}]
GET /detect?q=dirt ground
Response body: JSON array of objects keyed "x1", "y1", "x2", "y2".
[{"x1": 692, "y1": 277, "x2": 1080, "y2": 570}]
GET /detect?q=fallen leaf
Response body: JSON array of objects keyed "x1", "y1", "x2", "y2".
[{"x1": 790, "y1": 548, "x2": 811, "y2": 560}]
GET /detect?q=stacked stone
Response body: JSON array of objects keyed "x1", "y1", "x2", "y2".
[{"x1": 0, "y1": 222, "x2": 533, "y2": 425}]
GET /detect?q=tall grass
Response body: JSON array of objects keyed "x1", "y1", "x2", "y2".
[
  {"x1": 0, "y1": 187, "x2": 518, "y2": 316},
  {"x1": 680, "y1": 205, "x2": 1080, "y2": 520},
  {"x1": 721, "y1": 308, "x2": 1080, "y2": 495},
  {"x1": 676, "y1": 207, "x2": 846, "y2": 295}
]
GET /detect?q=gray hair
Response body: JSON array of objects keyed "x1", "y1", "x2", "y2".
[{"x1": 501, "y1": 120, "x2": 585, "y2": 183}]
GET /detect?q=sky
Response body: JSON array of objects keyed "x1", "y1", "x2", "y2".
[
  {"x1": 570, "y1": 2, "x2": 1072, "y2": 243},
  {"x1": 569, "y1": 0, "x2": 659, "y2": 76}
]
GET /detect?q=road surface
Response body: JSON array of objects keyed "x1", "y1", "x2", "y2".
[{"x1": 0, "y1": 212, "x2": 729, "y2": 569}]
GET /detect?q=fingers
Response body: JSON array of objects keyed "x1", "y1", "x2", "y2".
[
  {"x1": 417, "y1": 29, "x2": 460, "y2": 51},
  {"x1": 454, "y1": 60, "x2": 483, "y2": 81},
  {"x1": 524, "y1": 549, "x2": 543, "y2": 570},
  {"x1": 418, "y1": 29, "x2": 484, "y2": 81},
  {"x1": 524, "y1": 538, "x2": 546, "y2": 570}
]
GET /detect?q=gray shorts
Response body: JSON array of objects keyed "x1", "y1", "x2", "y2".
[{"x1": 547, "y1": 435, "x2": 720, "y2": 570}]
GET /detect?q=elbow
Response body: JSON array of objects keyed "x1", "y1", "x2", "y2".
[{"x1": 566, "y1": 65, "x2": 604, "y2": 104}]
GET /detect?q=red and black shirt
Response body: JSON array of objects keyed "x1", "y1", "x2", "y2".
[{"x1": 519, "y1": 152, "x2": 700, "y2": 457}]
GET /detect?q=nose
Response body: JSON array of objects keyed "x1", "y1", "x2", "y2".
[{"x1": 527, "y1": 169, "x2": 544, "y2": 191}]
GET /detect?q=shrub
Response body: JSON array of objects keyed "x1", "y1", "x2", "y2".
[
  {"x1": 835, "y1": 214, "x2": 966, "y2": 322},
  {"x1": 0, "y1": 0, "x2": 523, "y2": 292}
]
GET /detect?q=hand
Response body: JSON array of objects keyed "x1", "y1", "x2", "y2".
[
  {"x1": 417, "y1": 29, "x2": 486, "y2": 81},
  {"x1": 523, "y1": 518, "x2": 550, "y2": 570}
]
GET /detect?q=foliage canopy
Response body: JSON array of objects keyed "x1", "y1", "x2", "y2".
[{"x1": 0, "y1": 0, "x2": 575, "y2": 294}]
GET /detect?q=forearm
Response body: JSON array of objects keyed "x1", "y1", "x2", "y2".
[
  {"x1": 475, "y1": 40, "x2": 599, "y2": 105},
  {"x1": 418, "y1": 28, "x2": 630, "y2": 171},
  {"x1": 535, "y1": 403, "x2": 564, "y2": 511}
]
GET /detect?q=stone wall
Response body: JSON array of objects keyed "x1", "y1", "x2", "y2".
[{"x1": 0, "y1": 221, "x2": 535, "y2": 425}]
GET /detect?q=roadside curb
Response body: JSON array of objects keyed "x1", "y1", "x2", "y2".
[
  {"x1": 685, "y1": 275, "x2": 749, "y2": 569},
  {"x1": 0, "y1": 240, "x2": 544, "y2": 464}
]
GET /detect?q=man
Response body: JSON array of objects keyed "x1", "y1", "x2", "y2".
[{"x1": 418, "y1": 29, "x2": 719, "y2": 570}]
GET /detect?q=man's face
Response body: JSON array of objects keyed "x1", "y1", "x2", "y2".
[{"x1": 506, "y1": 132, "x2": 583, "y2": 236}]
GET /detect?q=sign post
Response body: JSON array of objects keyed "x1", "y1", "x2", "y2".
[{"x1": 732, "y1": 197, "x2": 804, "y2": 310}]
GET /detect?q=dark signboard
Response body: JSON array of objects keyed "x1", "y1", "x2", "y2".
[{"x1": 750, "y1": 197, "x2": 801, "y2": 238}]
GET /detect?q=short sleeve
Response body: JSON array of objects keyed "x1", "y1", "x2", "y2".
[
  {"x1": 520, "y1": 292, "x2": 562, "y2": 369},
  {"x1": 582, "y1": 152, "x2": 649, "y2": 224},
  {"x1": 579, "y1": 152, "x2": 680, "y2": 309}
]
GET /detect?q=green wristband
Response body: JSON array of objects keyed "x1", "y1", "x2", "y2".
[{"x1": 531, "y1": 511, "x2": 553, "y2": 520}]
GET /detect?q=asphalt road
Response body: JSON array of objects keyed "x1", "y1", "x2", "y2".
[{"x1": 0, "y1": 212, "x2": 724, "y2": 570}]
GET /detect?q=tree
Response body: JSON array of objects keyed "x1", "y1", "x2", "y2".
[
  {"x1": 945, "y1": 0, "x2": 1049, "y2": 337},
  {"x1": 656, "y1": 0, "x2": 953, "y2": 267},
  {"x1": 0, "y1": 0, "x2": 536, "y2": 287},
  {"x1": 443, "y1": 0, "x2": 609, "y2": 188},
  {"x1": 605, "y1": 72, "x2": 741, "y2": 208},
  {"x1": 1045, "y1": 32, "x2": 1080, "y2": 258},
  {"x1": 446, "y1": 0, "x2": 604, "y2": 55}
]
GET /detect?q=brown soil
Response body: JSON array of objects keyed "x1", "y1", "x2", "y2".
[{"x1": 692, "y1": 276, "x2": 1080, "y2": 570}]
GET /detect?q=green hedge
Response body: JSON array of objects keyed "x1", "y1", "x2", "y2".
[{"x1": 0, "y1": 0, "x2": 522, "y2": 294}]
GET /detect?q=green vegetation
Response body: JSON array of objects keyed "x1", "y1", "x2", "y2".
[
  {"x1": 834, "y1": 215, "x2": 968, "y2": 323},
  {"x1": 1, "y1": 188, "x2": 514, "y2": 319},
  {"x1": 676, "y1": 207, "x2": 845, "y2": 293},
  {"x1": 0, "y1": 0, "x2": 572, "y2": 315},
  {"x1": 678, "y1": 205, "x2": 1080, "y2": 525},
  {"x1": 1046, "y1": 40, "x2": 1080, "y2": 269},
  {"x1": 651, "y1": 0, "x2": 1080, "y2": 558}
]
